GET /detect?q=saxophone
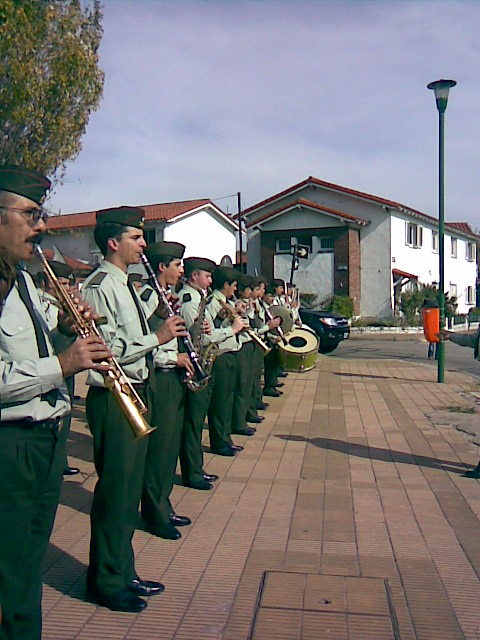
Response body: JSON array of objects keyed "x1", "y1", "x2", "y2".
[
  {"x1": 182, "y1": 280, "x2": 218, "y2": 390},
  {"x1": 34, "y1": 245, "x2": 156, "y2": 440},
  {"x1": 215, "y1": 295, "x2": 271, "y2": 355}
]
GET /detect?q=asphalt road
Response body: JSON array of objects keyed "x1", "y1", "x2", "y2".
[{"x1": 329, "y1": 336, "x2": 480, "y2": 381}]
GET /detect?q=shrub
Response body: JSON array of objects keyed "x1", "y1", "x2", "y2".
[{"x1": 322, "y1": 295, "x2": 354, "y2": 319}]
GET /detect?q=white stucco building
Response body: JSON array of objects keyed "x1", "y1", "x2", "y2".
[
  {"x1": 243, "y1": 177, "x2": 478, "y2": 318},
  {"x1": 44, "y1": 199, "x2": 239, "y2": 268}
]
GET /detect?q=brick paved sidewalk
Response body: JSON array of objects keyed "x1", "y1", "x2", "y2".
[{"x1": 41, "y1": 357, "x2": 480, "y2": 639}]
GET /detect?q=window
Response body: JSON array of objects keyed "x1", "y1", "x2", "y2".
[
  {"x1": 144, "y1": 228, "x2": 157, "y2": 244},
  {"x1": 466, "y1": 242, "x2": 476, "y2": 262},
  {"x1": 318, "y1": 236, "x2": 334, "y2": 252},
  {"x1": 450, "y1": 283, "x2": 457, "y2": 297},
  {"x1": 406, "y1": 222, "x2": 423, "y2": 248},
  {"x1": 432, "y1": 231, "x2": 439, "y2": 253},
  {"x1": 276, "y1": 237, "x2": 292, "y2": 253},
  {"x1": 466, "y1": 286, "x2": 475, "y2": 305},
  {"x1": 451, "y1": 237, "x2": 457, "y2": 258}
]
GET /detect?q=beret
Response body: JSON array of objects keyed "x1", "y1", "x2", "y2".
[
  {"x1": 49, "y1": 261, "x2": 74, "y2": 279},
  {"x1": 145, "y1": 241, "x2": 185, "y2": 262},
  {"x1": 0, "y1": 164, "x2": 51, "y2": 205},
  {"x1": 184, "y1": 256, "x2": 216, "y2": 275},
  {"x1": 213, "y1": 266, "x2": 240, "y2": 283},
  {"x1": 96, "y1": 205, "x2": 145, "y2": 229}
]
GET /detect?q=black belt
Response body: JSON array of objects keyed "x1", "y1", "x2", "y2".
[
  {"x1": 154, "y1": 367, "x2": 177, "y2": 374},
  {"x1": 1, "y1": 417, "x2": 63, "y2": 432},
  {"x1": 131, "y1": 381, "x2": 149, "y2": 390}
]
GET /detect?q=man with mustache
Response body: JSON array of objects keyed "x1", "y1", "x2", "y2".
[{"x1": 0, "y1": 165, "x2": 112, "y2": 640}]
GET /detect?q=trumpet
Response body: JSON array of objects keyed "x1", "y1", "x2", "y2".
[
  {"x1": 215, "y1": 295, "x2": 271, "y2": 355},
  {"x1": 140, "y1": 254, "x2": 211, "y2": 391},
  {"x1": 34, "y1": 245, "x2": 155, "y2": 440}
]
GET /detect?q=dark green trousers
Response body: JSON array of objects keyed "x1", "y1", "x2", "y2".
[
  {"x1": 86, "y1": 385, "x2": 150, "y2": 596},
  {"x1": 180, "y1": 377, "x2": 214, "y2": 485},
  {"x1": 232, "y1": 342, "x2": 255, "y2": 433},
  {"x1": 0, "y1": 423, "x2": 64, "y2": 640},
  {"x1": 142, "y1": 369, "x2": 185, "y2": 529},
  {"x1": 208, "y1": 352, "x2": 236, "y2": 451},
  {"x1": 248, "y1": 344, "x2": 264, "y2": 416},
  {"x1": 264, "y1": 345, "x2": 279, "y2": 391}
]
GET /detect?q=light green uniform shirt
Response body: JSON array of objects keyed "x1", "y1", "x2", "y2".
[
  {"x1": 179, "y1": 282, "x2": 235, "y2": 349},
  {"x1": 0, "y1": 269, "x2": 70, "y2": 421},
  {"x1": 82, "y1": 260, "x2": 159, "y2": 387},
  {"x1": 205, "y1": 291, "x2": 240, "y2": 356}
]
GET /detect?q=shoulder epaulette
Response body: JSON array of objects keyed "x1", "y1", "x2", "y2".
[
  {"x1": 182, "y1": 292, "x2": 192, "y2": 303},
  {"x1": 140, "y1": 288, "x2": 153, "y2": 302},
  {"x1": 84, "y1": 271, "x2": 107, "y2": 288}
]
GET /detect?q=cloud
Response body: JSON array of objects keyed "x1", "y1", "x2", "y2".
[{"x1": 50, "y1": 0, "x2": 480, "y2": 228}]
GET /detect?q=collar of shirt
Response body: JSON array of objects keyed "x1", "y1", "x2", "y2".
[
  {"x1": 100, "y1": 259, "x2": 128, "y2": 285},
  {"x1": 213, "y1": 290, "x2": 227, "y2": 303}
]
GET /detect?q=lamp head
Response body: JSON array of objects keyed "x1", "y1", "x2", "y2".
[{"x1": 427, "y1": 79, "x2": 456, "y2": 113}]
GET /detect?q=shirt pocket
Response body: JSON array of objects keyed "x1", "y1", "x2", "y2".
[{"x1": 0, "y1": 310, "x2": 37, "y2": 360}]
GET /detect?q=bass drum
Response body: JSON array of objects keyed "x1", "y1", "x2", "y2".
[{"x1": 278, "y1": 326, "x2": 319, "y2": 372}]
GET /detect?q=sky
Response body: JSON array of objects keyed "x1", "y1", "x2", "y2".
[{"x1": 50, "y1": 0, "x2": 480, "y2": 229}]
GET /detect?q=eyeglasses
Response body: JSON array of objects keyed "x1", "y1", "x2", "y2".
[{"x1": 0, "y1": 205, "x2": 49, "y2": 224}]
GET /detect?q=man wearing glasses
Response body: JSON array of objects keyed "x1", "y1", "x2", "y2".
[{"x1": 0, "y1": 164, "x2": 111, "y2": 640}]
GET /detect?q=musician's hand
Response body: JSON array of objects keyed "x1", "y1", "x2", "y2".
[
  {"x1": 155, "y1": 315, "x2": 187, "y2": 344},
  {"x1": 232, "y1": 316, "x2": 246, "y2": 334},
  {"x1": 58, "y1": 335, "x2": 112, "y2": 377},
  {"x1": 202, "y1": 319, "x2": 212, "y2": 335},
  {"x1": 235, "y1": 300, "x2": 247, "y2": 314},
  {"x1": 268, "y1": 317, "x2": 281, "y2": 330},
  {"x1": 177, "y1": 353, "x2": 195, "y2": 376},
  {"x1": 167, "y1": 292, "x2": 181, "y2": 313},
  {"x1": 435, "y1": 330, "x2": 451, "y2": 341},
  {"x1": 57, "y1": 288, "x2": 101, "y2": 335}
]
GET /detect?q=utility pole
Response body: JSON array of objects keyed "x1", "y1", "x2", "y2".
[{"x1": 237, "y1": 192, "x2": 244, "y2": 273}]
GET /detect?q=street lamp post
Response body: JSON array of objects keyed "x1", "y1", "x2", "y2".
[{"x1": 427, "y1": 78, "x2": 456, "y2": 383}]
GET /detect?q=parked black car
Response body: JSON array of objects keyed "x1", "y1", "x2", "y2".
[{"x1": 299, "y1": 304, "x2": 350, "y2": 354}]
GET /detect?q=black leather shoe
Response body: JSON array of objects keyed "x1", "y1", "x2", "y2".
[
  {"x1": 203, "y1": 473, "x2": 219, "y2": 482},
  {"x1": 257, "y1": 402, "x2": 269, "y2": 410},
  {"x1": 232, "y1": 427, "x2": 256, "y2": 436},
  {"x1": 230, "y1": 444, "x2": 244, "y2": 452},
  {"x1": 127, "y1": 578, "x2": 165, "y2": 597},
  {"x1": 278, "y1": 371, "x2": 288, "y2": 377},
  {"x1": 275, "y1": 382, "x2": 285, "y2": 388},
  {"x1": 169, "y1": 514, "x2": 191, "y2": 526},
  {"x1": 63, "y1": 466, "x2": 80, "y2": 476},
  {"x1": 212, "y1": 447, "x2": 236, "y2": 457},
  {"x1": 263, "y1": 388, "x2": 281, "y2": 397},
  {"x1": 145, "y1": 522, "x2": 181, "y2": 540},
  {"x1": 247, "y1": 415, "x2": 264, "y2": 423},
  {"x1": 186, "y1": 479, "x2": 213, "y2": 490},
  {"x1": 87, "y1": 587, "x2": 148, "y2": 612}
]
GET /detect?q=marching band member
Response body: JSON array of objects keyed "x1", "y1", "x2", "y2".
[
  {"x1": 140, "y1": 241, "x2": 195, "y2": 541},
  {"x1": 82, "y1": 207, "x2": 186, "y2": 613},
  {"x1": 0, "y1": 165, "x2": 111, "y2": 638},
  {"x1": 206, "y1": 266, "x2": 248, "y2": 456},
  {"x1": 178, "y1": 256, "x2": 222, "y2": 490}
]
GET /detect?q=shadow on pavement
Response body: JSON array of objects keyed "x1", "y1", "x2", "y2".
[{"x1": 277, "y1": 434, "x2": 473, "y2": 474}]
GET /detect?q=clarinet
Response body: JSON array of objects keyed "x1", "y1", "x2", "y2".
[{"x1": 139, "y1": 254, "x2": 211, "y2": 387}]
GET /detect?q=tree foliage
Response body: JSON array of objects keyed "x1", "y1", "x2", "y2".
[
  {"x1": 0, "y1": 0, "x2": 104, "y2": 181},
  {"x1": 399, "y1": 283, "x2": 458, "y2": 323}
]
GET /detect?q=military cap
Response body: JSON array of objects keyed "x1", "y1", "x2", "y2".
[
  {"x1": 96, "y1": 205, "x2": 145, "y2": 229},
  {"x1": 271, "y1": 278, "x2": 285, "y2": 288},
  {"x1": 251, "y1": 275, "x2": 266, "y2": 288},
  {"x1": 237, "y1": 273, "x2": 255, "y2": 290},
  {"x1": 213, "y1": 265, "x2": 239, "y2": 284},
  {"x1": 49, "y1": 261, "x2": 74, "y2": 280},
  {"x1": 184, "y1": 256, "x2": 216, "y2": 276},
  {"x1": 145, "y1": 241, "x2": 185, "y2": 262},
  {"x1": 0, "y1": 164, "x2": 51, "y2": 205}
]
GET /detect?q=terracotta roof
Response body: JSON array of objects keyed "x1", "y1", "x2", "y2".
[
  {"x1": 447, "y1": 222, "x2": 476, "y2": 235},
  {"x1": 47, "y1": 199, "x2": 216, "y2": 231},
  {"x1": 242, "y1": 177, "x2": 479, "y2": 239},
  {"x1": 245, "y1": 197, "x2": 370, "y2": 229},
  {"x1": 42, "y1": 249, "x2": 93, "y2": 273}
]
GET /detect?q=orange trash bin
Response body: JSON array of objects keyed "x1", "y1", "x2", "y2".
[{"x1": 422, "y1": 307, "x2": 440, "y2": 343}]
